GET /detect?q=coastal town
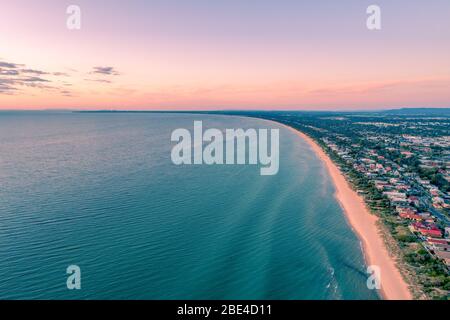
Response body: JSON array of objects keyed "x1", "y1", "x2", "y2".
[
  {"x1": 221, "y1": 109, "x2": 450, "y2": 299},
  {"x1": 321, "y1": 129, "x2": 450, "y2": 267}
]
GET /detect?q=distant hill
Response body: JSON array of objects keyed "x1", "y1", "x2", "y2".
[{"x1": 381, "y1": 108, "x2": 450, "y2": 116}]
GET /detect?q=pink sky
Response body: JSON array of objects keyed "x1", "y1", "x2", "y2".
[{"x1": 1, "y1": 0, "x2": 450, "y2": 110}]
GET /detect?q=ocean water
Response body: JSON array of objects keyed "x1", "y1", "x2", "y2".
[{"x1": 0, "y1": 112, "x2": 379, "y2": 300}]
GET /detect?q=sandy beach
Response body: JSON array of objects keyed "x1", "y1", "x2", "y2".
[{"x1": 280, "y1": 123, "x2": 413, "y2": 300}]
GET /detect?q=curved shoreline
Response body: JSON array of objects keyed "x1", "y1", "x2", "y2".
[{"x1": 273, "y1": 121, "x2": 413, "y2": 300}]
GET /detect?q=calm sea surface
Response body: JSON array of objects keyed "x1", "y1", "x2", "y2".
[{"x1": 0, "y1": 112, "x2": 379, "y2": 299}]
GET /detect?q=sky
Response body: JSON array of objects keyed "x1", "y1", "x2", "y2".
[{"x1": 1, "y1": 0, "x2": 450, "y2": 110}]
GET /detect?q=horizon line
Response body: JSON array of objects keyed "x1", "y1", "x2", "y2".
[{"x1": 1, "y1": 106, "x2": 450, "y2": 113}]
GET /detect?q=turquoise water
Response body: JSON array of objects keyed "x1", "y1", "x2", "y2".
[{"x1": 0, "y1": 112, "x2": 379, "y2": 300}]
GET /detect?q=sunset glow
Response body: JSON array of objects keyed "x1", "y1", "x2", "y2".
[{"x1": 1, "y1": 0, "x2": 450, "y2": 110}]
